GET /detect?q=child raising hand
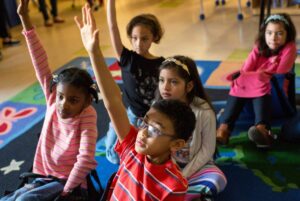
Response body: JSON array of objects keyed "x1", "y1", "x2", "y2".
[
  {"x1": 75, "y1": 4, "x2": 196, "y2": 200},
  {"x1": 0, "y1": 1, "x2": 99, "y2": 200},
  {"x1": 101, "y1": 0, "x2": 165, "y2": 164}
]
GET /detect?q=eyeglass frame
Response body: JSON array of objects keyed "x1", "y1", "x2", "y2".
[{"x1": 137, "y1": 117, "x2": 177, "y2": 139}]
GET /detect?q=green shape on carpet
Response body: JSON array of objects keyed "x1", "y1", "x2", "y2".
[
  {"x1": 227, "y1": 49, "x2": 250, "y2": 61},
  {"x1": 10, "y1": 82, "x2": 46, "y2": 105},
  {"x1": 95, "y1": 151, "x2": 106, "y2": 157},
  {"x1": 159, "y1": 0, "x2": 183, "y2": 7},
  {"x1": 216, "y1": 130, "x2": 300, "y2": 192}
]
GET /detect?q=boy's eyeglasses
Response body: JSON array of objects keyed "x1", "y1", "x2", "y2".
[{"x1": 137, "y1": 118, "x2": 176, "y2": 139}]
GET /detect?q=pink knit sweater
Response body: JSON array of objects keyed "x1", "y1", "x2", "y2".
[
  {"x1": 23, "y1": 29, "x2": 98, "y2": 192},
  {"x1": 229, "y1": 42, "x2": 297, "y2": 98}
]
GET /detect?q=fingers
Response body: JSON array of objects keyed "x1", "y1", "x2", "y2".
[
  {"x1": 77, "y1": 4, "x2": 90, "y2": 28},
  {"x1": 74, "y1": 16, "x2": 83, "y2": 29},
  {"x1": 83, "y1": 3, "x2": 97, "y2": 29},
  {"x1": 89, "y1": 7, "x2": 97, "y2": 28},
  {"x1": 20, "y1": 0, "x2": 29, "y2": 8},
  {"x1": 18, "y1": 0, "x2": 30, "y2": 15},
  {"x1": 86, "y1": 4, "x2": 93, "y2": 26},
  {"x1": 82, "y1": 5, "x2": 87, "y2": 25},
  {"x1": 83, "y1": 3, "x2": 93, "y2": 26},
  {"x1": 86, "y1": 4, "x2": 98, "y2": 32},
  {"x1": 77, "y1": 3, "x2": 99, "y2": 34},
  {"x1": 86, "y1": 6, "x2": 91, "y2": 25}
]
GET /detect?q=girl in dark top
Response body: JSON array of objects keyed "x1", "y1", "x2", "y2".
[{"x1": 98, "y1": 0, "x2": 165, "y2": 164}]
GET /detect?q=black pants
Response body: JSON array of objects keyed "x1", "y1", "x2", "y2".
[
  {"x1": 219, "y1": 94, "x2": 272, "y2": 130},
  {"x1": 38, "y1": 0, "x2": 58, "y2": 21},
  {"x1": 0, "y1": 0, "x2": 10, "y2": 39}
]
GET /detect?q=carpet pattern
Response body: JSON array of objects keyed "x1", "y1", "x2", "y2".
[{"x1": 1, "y1": 54, "x2": 300, "y2": 201}]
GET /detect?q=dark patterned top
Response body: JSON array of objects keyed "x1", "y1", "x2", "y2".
[{"x1": 119, "y1": 47, "x2": 164, "y2": 117}]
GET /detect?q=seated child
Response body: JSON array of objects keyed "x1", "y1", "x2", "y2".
[
  {"x1": 217, "y1": 13, "x2": 297, "y2": 148},
  {"x1": 156, "y1": 56, "x2": 227, "y2": 200},
  {"x1": 75, "y1": 4, "x2": 196, "y2": 200},
  {"x1": 0, "y1": 1, "x2": 98, "y2": 200}
]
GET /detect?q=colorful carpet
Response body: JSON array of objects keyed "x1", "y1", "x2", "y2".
[{"x1": 1, "y1": 54, "x2": 300, "y2": 200}]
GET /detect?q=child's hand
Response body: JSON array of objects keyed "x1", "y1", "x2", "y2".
[
  {"x1": 17, "y1": 0, "x2": 30, "y2": 17},
  {"x1": 226, "y1": 71, "x2": 240, "y2": 81},
  {"x1": 74, "y1": 4, "x2": 100, "y2": 53},
  {"x1": 270, "y1": 56, "x2": 279, "y2": 65},
  {"x1": 258, "y1": 70, "x2": 272, "y2": 81},
  {"x1": 17, "y1": 0, "x2": 33, "y2": 31}
]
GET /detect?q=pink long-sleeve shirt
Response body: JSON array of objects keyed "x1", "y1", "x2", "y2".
[
  {"x1": 229, "y1": 42, "x2": 297, "y2": 98},
  {"x1": 23, "y1": 29, "x2": 98, "y2": 192}
]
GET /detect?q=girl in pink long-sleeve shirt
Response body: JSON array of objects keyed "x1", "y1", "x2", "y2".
[
  {"x1": 216, "y1": 13, "x2": 297, "y2": 148},
  {"x1": 0, "y1": 1, "x2": 98, "y2": 200}
]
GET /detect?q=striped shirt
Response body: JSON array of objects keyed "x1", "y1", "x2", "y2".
[
  {"x1": 23, "y1": 29, "x2": 98, "y2": 192},
  {"x1": 108, "y1": 126, "x2": 187, "y2": 201}
]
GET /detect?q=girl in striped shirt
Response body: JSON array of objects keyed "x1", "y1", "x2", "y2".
[{"x1": 0, "y1": 1, "x2": 99, "y2": 200}]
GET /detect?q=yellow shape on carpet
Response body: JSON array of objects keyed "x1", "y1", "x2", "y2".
[
  {"x1": 227, "y1": 49, "x2": 250, "y2": 61},
  {"x1": 205, "y1": 61, "x2": 243, "y2": 87}
]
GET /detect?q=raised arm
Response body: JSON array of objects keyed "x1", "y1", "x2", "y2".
[
  {"x1": 75, "y1": 5, "x2": 130, "y2": 142},
  {"x1": 107, "y1": 0, "x2": 123, "y2": 60},
  {"x1": 17, "y1": 0, "x2": 53, "y2": 100}
]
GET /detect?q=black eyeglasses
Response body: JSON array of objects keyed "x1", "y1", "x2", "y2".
[{"x1": 137, "y1": 118, "x2": 176, "y2": 139}]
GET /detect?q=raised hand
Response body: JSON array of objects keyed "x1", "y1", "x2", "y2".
[
  {"x1": 17, "y1": 0, "x2": 29, "y2": 17},
  {"x1": 74, "y1": 4, "x2": 99, "y2": 53},
  {"x1": 17, "y1": 0, "x2": 33, "y2": 31}
]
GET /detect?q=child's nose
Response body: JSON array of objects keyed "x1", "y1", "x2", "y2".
[
  {"x1": 61, "y1": 100, "x2": 69, "y2": 109},
  {"x1": 136, "y1": 39, "x2": 142, "y2": 47},
  {"x1": 163, "y1": 82, "x2": 170, "y2": 90},
  {"x1": 140, "y1": 127, "x2": 148, "y2": 138}
]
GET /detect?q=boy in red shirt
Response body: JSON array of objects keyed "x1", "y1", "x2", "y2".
[{"x1": 75, "y1": 4, "x2": 196, "y2": 200}]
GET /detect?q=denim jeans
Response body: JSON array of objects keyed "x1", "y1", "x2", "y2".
[
  {"x1": 0, "y1": 178, "x2": 64, "y2": 201},
  {"x1": 0, "y1": 0, "x2": 10, "y2": 38},
  {"x1": 219, "y1": 94, "x2": 271, "y2": 130},
  {"x1": 105, "y1": 107, "x2": 139, "y2": 164},
  {"x1": 38, "y1": 0, "x2": 58, "y2": 21}
]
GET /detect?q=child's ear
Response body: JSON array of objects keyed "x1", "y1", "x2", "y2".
[
  {"x1": 186, "y1": 81, "x2": 194, "y2": 93},
  {"x1": 170, "y1": 139, "x2": 186, "y2": 152},
  {"x1": 84, "y1": 95, "x2": 93, "y2": 107}
]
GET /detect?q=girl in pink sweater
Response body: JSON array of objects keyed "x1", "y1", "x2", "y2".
[
  {"x1": 216, "y1": 13, "x2": 297, "y2": 148},
  {"x1": 0, "y1": 1, "x2": 98, "y2": 200}
]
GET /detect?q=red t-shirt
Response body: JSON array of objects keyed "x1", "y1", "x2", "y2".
[{"x1": 107, "y1": 126, "x2": 187, "y2": 201}]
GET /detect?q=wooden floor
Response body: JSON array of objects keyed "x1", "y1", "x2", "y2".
[{"x1": 0, "y1": 0, "x2": 299, "y2": 103}]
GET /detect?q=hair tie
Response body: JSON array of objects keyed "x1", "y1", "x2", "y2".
[
  {"x1": 90, "y1": 83, "x2": 97, "y2": 91},
  {"x1": 265, "y1": 14, "x2": 289, "y2": 26},
  {"x1": 163, "y1": 58, "x2": 190, "y2": 75},
  {"x1": 52, "y1": 74, "x2": 59, "y2": 83}
]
